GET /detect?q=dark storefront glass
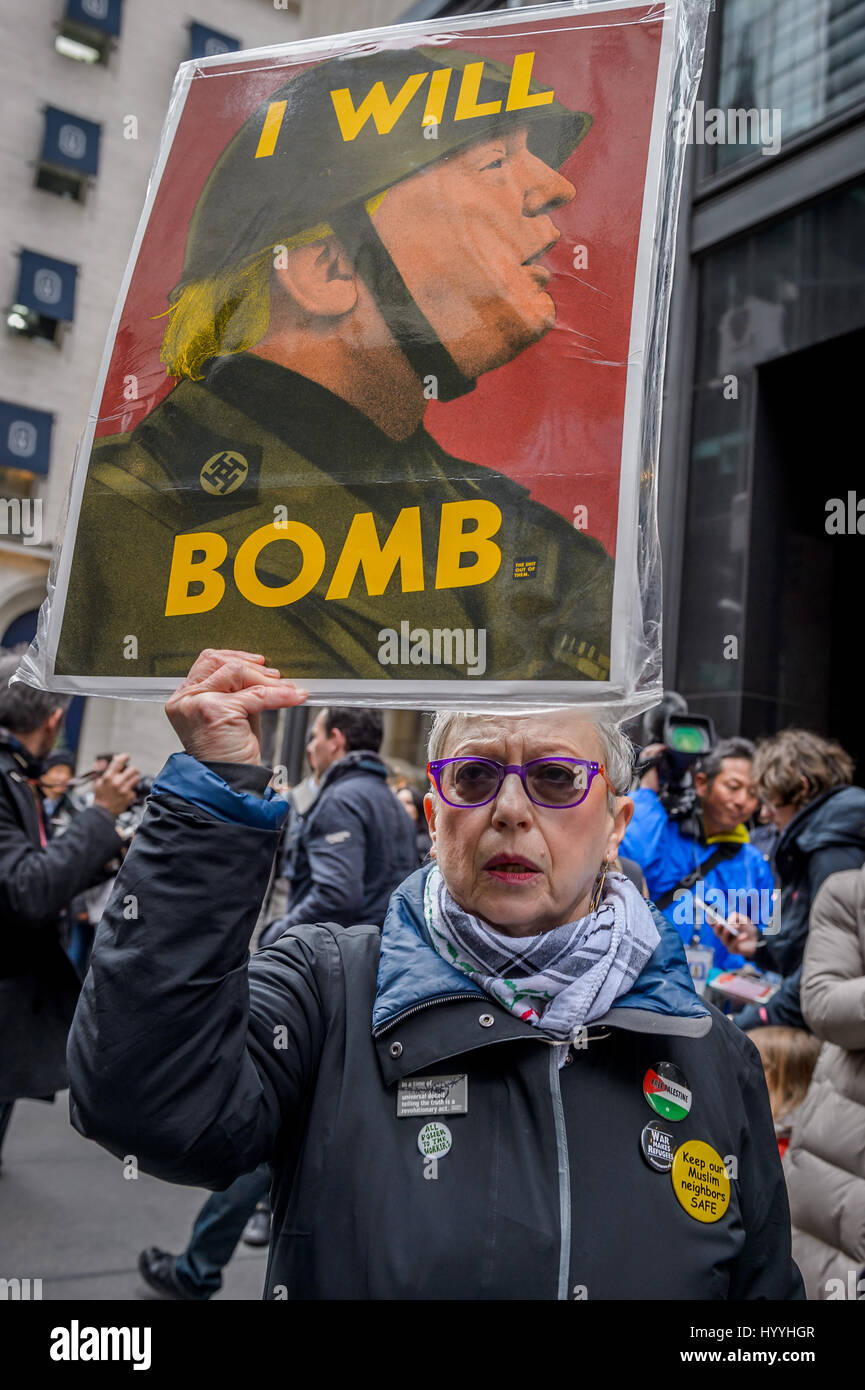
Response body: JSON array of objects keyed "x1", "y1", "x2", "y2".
[
  {"x1": 714, "y1": 0, "x2": 865, "y2": 170},
  {"x1": 677, "y1": 178, "x2": 865, "y2": 736}
]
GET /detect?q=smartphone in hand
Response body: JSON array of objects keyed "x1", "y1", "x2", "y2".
[{"x1": 693, "y1": 896, "x2": 740, "y2": 939}]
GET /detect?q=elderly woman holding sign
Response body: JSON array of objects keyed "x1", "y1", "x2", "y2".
[{"x1": 68, "y1": 650, "x2": 802, "y2": 1300}]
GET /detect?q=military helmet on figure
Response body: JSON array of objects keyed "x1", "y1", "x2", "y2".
[{"x1": 178, "y1": 46, "x2": 592, "y2": 286}]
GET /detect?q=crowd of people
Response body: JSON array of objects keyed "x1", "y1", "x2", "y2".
[
  {"x1": 620, "y1": 707, "x2": 865, "y2": 1298},
  {"x1": 1, "y1": 647, "x2": 863, "y2": 1301}
]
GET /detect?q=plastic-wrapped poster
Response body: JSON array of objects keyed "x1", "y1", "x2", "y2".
[{"x1": 21, "y1": 0, "x2": 710, "y2": 711}]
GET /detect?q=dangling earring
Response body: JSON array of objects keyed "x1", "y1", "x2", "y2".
[{"x1": 589, "y1": 858, "x2": 609, "y2": 913}]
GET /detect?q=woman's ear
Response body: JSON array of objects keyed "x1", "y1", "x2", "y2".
[
  {"x1": 606, "y1": 794, "x2": 634, "y2": 859},
  {"x1": 273, "y1": 235, "x2": 358, "y2": 317},
  {"x1": 424, "y1": 791, "x2": 438, "y2": 857}
]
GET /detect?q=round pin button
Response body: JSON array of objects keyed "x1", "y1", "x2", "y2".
[
  {"x1": 671, "y1": 1140, "x2": 730, "y2": 1223},
  {"x1": 643, "y1": 1061, "x2": 692, "y2": 1121},
  {"x1": 640, "y1": 1121, "x2": 676, "y2": 1173},
  {"x1": 418, "y1": 1121, "x2": 452, "y2": 1159}
]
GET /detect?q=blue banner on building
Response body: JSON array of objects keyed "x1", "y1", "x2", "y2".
[
  {"x1": 189, "y1": 22, "x2": 240, "y2": 59},
  {"x1": 42, "y1": 107, "x2": 101, "y2": 176},
  {"x1": 0, "y1": 400, "x2": 53, "y2": 476},
  {"x1": 17, "y1": 251, "x2": 78, "y2": 323},
  {"x1": 65, "y1": 0, "x2": 122, "y2": 36}
]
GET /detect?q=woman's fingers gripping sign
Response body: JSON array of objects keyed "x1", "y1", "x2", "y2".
[{"x1": 166, "y1": 649, "x2": 308, "y2": 765}]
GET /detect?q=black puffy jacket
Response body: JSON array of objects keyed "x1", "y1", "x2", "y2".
[
  {"x1": 737, "y1": 786, "x2": 865, "y2": 1031},
  {"x1": 0, "y1": 731, "x2": 122, "y2": 1100},
  {"x1": 68, "y1": 756, "x2": 803, "y2": 1301},
  {"x1": 259, "y1": 749, "x2": 417, "y2": 944}
]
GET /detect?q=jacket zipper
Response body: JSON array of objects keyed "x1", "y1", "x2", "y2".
[
  {"x1": 549, "y1": 1048, "x2": 571, "y2": 1301},
  {"x1": 375, "y1": 995, "x2": 618, "y2": 1042},
  {"x1": 372, "y1": 993, "x2": 480, "y2": 1038},
  {"x1": 377, "y1": 991, "x2": 575, "y2": 1300}
]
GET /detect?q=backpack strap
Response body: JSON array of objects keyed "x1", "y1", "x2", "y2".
[{"x1": 654, "y1": 842, "x2": 742, "y2": 911}]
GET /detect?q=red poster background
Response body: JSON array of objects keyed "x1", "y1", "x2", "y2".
[{"x1": 96, "y1": 7, "x2": 663, "y2": 560}]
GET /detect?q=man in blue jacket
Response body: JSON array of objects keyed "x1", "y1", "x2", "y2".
[{"x1": 621, "y1": 738, "x2": 775, "y2": 972}]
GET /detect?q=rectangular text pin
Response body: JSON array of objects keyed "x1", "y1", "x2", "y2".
[{"x1": 397, "y1": 1074, "x2": 468, "y2": 1117}]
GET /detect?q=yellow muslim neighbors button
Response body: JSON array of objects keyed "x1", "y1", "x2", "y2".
[{"x1": 671, "y1": 1140, "x2": 730, "y2": 1223}]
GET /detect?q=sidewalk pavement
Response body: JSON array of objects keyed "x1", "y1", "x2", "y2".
[{"x1": 0, "y1": 1093, "x2": 267, "y2": 1300}]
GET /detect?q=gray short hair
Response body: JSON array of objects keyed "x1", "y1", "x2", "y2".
[
  {"x1": 426, "y1": 711, "x2": 634, "y2": 811},
  {"x1": 0, "y1": 652, "x2": 70, "y2": 734}
]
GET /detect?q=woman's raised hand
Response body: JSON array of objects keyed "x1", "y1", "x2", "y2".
[{"x1": 166, "y1": 649, "x2": 308, "y2": 766}]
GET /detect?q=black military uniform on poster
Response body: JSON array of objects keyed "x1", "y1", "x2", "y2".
[{"x1": 56, "y1": 354, "x2": 613, "y2": 682}]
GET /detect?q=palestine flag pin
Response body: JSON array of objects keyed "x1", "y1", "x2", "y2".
[{"x1": 643, "y1": 1061, "x2": 692, "y2": 1122}]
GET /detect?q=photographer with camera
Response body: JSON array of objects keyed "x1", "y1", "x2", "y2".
[
  {"x1": 714, "y1": 728, "x2": 865, "y2": 1032},
  {"x1": 0, "y1": 656, "x2": 139, "y2": 1170},
  {"x1": 621, "y1": 698, "x2": 774, "y2": 983}
]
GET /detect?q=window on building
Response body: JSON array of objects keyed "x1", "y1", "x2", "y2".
[
  {"x1": 55, "y1": 0, "x2": 123, "y2": 66},
  {"x1": 35, "y1": 107, "x2": 101, "y2": 202},
  {"x1": 189, "y1": 23, "x2": 241, "y2": 61},
  {"x1": 0, "y1": 401, "x2": 51, "y2": 549},
  {"x1": 0, "y1": 401, "x2": 52, "y2": 480},
  {"x1": 35, "y1": 167, "x2": 84, "y2": 201},
  {"x1": 0, "y1": 465, "x2": 38, "y2": 509},
  {"x1": 7, "y1": 252, "x2": 78, "y2": 346},
  {"x1": 1, "y1": 609, "x2": 41, "y2": 649},
  {"x1": 713, "y1": 0, "x2": 865, "y2": 172}
]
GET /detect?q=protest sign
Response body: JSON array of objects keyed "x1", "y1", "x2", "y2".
[{"x1": 20, "y1": 0, "x2": 710, "y2": 710}]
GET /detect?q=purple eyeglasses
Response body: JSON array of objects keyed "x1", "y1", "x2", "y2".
[{"x1": 427, "y1": 756, "x2": 616, "y2": 810}]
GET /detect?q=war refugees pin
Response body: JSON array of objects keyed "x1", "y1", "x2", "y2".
[
  {"x1": 640, "y1": 1121, "x2": 676, "y2": 1172},
  {"x1": 643, "y1": 1061, "x2": 692, "y2": 1121}
]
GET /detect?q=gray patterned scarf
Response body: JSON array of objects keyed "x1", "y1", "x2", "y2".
[{"x1": 425, "y1": 865, "x2": 660, "y2": 1042}]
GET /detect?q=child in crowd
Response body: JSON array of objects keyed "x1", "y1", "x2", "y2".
[{"x1": 746, "y1": 1026, "x2": 821, "y2": 1158}]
